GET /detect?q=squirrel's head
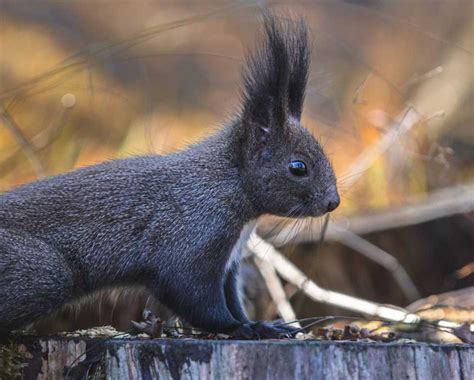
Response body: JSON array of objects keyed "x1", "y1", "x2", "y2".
[{"x1": 238, "y1": 15, "x2": 339, "y2": 218}]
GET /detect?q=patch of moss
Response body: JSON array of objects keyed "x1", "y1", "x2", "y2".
[{"x1": 0, "y1": 343, "x2": 31, "y2": 380}]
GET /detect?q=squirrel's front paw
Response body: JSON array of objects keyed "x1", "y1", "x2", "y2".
[
  {"x1": 231, "y1": 324, "x2": 259, "y2": 339},
  {"x1": 267, "y1": 319, "x2": 301, "y2": 337},
  {"x1": 252, "y1": 322, "x2": 289, "y2": 339},
  {"x1": 231, "y1": 322, "x2": 295, "y2": 340}
]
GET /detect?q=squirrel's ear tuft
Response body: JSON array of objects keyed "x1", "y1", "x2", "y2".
[
  {"x1": 287, "y1": 18, "x2": 310, "y2": 120},
  {"x1": 241, "y1": 14, "x2": 310, "y2": 134}
]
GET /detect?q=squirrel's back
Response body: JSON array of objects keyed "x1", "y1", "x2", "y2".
[{"x1": 0, "y1": 127, "x2": 250, "y2": 285}]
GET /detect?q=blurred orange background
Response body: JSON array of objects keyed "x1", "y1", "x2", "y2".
[{"x1": 1, "y1": 1, "x2": 473, "y2": 332}]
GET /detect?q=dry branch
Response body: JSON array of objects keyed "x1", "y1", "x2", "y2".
[
  {"x1": 0, "y1": 107, "x2": 45, "y2": 178},
  {"x1": 248, "y1": 233, "x2": 421, "y2": 325},
  {"x1": 254, "y1": 257, "x2": 300, "y2": 327},
  {"x1": 249, "y1": 233, "x2": 474, "y2": 339},
  {"x1": 330, "y1": 226, "x2": 421, "y2": 302},
  {"x1": 407, "y1": 287, "x2": 474, "y2": 312}
]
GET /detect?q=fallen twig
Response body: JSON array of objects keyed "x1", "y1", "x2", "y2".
[
  {"x1": 329, "y1": 226, "x2": 420, "y2": 302},
  {"x1": 254, "y1": 257, "x2": 301, "y2": 328},
  {"x1": 248, "y1": 232, "x2": 420, "y2": 324},
  {"x1": 249, "y1": 233, "x2": 474, "y2": 339}
]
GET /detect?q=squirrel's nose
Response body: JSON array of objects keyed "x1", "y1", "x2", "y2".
[{"x1": 325, "y1": 186, "x2": 340, "y2": 212}]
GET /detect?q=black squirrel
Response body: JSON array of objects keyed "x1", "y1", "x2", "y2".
[{"x1": 0, "y1": 15, "x2": 339, "y2": 339}]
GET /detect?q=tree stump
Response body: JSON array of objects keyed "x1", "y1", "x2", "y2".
[{"x1": 1, "y1": 337, "x2": 472, "y2": 379}]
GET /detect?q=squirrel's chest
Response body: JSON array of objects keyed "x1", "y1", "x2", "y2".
[{"x1": 225, "y1": 219, "x2": 257, "y2": 272}]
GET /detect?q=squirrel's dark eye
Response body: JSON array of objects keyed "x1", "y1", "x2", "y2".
[{"x1": 288, "y1": 160, "x2": 307, "y2": 176}]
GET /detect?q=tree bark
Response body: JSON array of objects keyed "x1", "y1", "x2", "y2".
[{"x1": 3, "y1": 337, "x2": 472, "y2": 380}]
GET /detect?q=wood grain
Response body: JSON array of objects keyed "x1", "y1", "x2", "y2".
[{"x1": 6, "y1": 337, "x2": 472, "y2": 380}]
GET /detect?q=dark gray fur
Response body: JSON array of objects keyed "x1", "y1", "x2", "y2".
[{"x1": 0, "y1": 15, "x2": 339, "y2": 338}]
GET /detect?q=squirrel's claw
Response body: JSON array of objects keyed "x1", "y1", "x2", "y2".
[{"x1": 231, "y1": 321, "x2": 297, "y2": 340}]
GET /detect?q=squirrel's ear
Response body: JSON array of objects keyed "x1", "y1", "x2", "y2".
[{"x1": 240, "y1": 15, "x2": 310, "y2": 145}]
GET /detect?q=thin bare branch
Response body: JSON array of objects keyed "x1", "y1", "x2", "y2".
[
  {"x1": 248, "y1": 232, "x2": 421, "y2": 324},
  {"x1": 0, "y1": 107, "x2": 45, "y2": 178},
  {"x1": 253, "y1": 257, "x2": 301, "y2": 328},
  {"x1": 249, "y1": 232, "x2": 474, "y2": 335},
  {"x1": 331, "y1": 226, "x2": 421, "y2": 302}
]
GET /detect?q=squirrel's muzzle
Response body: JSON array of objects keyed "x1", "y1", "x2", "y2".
[{"x1": 325, "y1": 185, "x2": 340, "y2": 212}]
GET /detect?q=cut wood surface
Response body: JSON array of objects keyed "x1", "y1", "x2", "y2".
[{"x1": 3, "y1": 337, "x2": 472, "y2": 380}]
